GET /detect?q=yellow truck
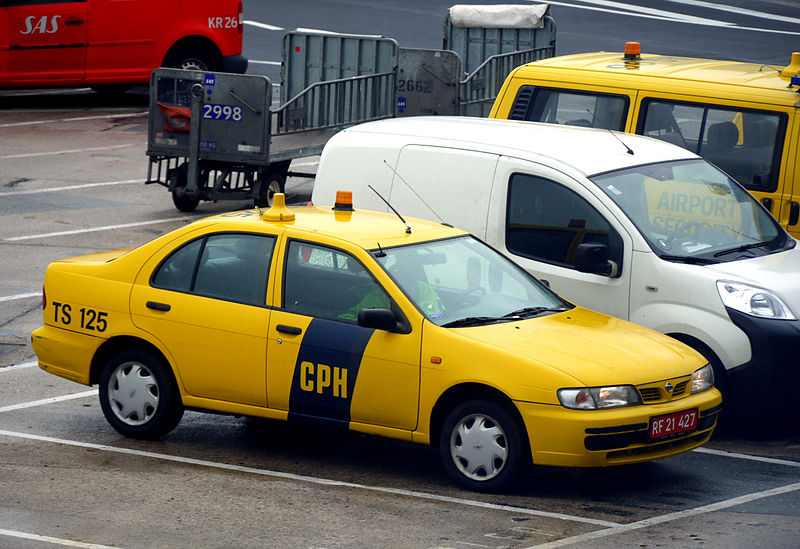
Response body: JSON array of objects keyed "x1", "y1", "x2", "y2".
[{"x1": 489, "y1": 43, "x2": 800, "y2": 238}]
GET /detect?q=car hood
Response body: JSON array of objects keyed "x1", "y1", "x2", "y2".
[
  {"x1": 704, "y1": 246, "x2": 800, "y2": 307},
  {"x1": 456, "y1": 307, "x2": 704, "y2": 386}
]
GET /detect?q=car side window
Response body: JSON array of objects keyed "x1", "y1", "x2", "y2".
[
  {"x1": 283, "y1": 241, "x2": 390, "y2": 322},
  {"x1": 152, "y1": 233, "x2": 276, "y2": 306},
  {"x1": 506, "y1": 173, "x2": 622, "y2": 270},
  {"x1": 638, "y1": 99, "x2": 787, "y2": 193},
  {"x1": 508, "y1": 86, "x2": 628, "y2": 131}
]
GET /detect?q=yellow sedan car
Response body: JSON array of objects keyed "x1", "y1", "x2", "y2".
[{"x1": 33, "y1": 193, "x2": 721, "y2": 491}]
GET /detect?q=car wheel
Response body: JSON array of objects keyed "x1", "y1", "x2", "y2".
[
  {"x1": 99, "y1": 348, "x2": 184, "y2": 439},
  {"x1": 439, "y1": 400, "x2": 525, "y2": 492},
  {"x1": 171, "y1": 163, "x2": 200, "y2": 213}
]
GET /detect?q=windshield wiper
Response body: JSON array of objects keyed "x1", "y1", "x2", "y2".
[
  {"x1": 713, "y1": 242, "x2": 772, "y2": 258},
  {"x1": 658, "y1": 254, "x2": 718, "y2": 265},
  {"x1": 502, "y1": 306, "x2": 568, "y2": 319},
  {"x1": 441, "y1": 316, "x2": 500, "y2": 328}
]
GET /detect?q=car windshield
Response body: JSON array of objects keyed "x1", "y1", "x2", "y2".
[
  {"x1": 374, "y1": 235, "x2": 571, "y2": 327},
  {"x1": 591, "y1": 159, "x2": 792, "y2": 263}
]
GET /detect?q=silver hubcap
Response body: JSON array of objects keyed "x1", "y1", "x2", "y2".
[
  {"x1": 179, "y1": 59, "x2": 206, "y2": 71},
  {"x1": 108, "y1": 361, "x2": 159, "y2": 426},
  {"x1": 450, "y1": 413, "x2": 508, "y2": 481}
]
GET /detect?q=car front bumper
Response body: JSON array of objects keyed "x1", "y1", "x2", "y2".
[{"x1": 516, "y1": 388, "x2": 722, "y2": 467}]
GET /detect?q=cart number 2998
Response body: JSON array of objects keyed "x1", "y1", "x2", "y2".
[{"x1": 203, "y1": 104, "x2": 243, "y2": 121}]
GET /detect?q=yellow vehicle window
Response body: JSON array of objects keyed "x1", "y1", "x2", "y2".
[
  {"x1": 152, "y1": 233, "x2": 275, "y2": 306},
  {"x1": 637, "y1": 100, "x2": 787, "y2": 193},
  {"x1": 508, "y1": 86, "x2": 628, "y2": 130},
  {"x1": 282, "y1": 241, "x2": 390, "y2": 322}
]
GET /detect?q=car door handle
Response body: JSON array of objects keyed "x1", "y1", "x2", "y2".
[
  {"x1": 790, "y1": 201, "x2": 800, "y2": 226},
  {"x1": 146, "y1": 301, "x2": 171, "y2": 312},
  {"x1": 276, "y1": 324, "x2": 302, "y2": 335}
]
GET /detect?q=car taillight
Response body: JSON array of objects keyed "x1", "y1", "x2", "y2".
[
  {"x1": 42, "y1": 286, "x2": 46, "y2": 310},
  {"x1": 238, "y1": 2, "x2": 243, "y2": 34}
]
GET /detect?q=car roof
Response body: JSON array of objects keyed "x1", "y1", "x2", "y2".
[
  {"x1": 334, "y1": 116, "x2": 698, "y2": 177},
  {"x1": 195, "y1": 205, "x2": 466, "y2": 249},
  {"x1": 516, "y1": 51, "x2": 800, "y2": 105}
]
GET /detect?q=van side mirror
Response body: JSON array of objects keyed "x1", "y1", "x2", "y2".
[
  {"x1": 575, "y1": 243, "x2": 619, "y2": 277},
  {"x1": 357, "y1": 308, "x2": 398, "y2": 331}
]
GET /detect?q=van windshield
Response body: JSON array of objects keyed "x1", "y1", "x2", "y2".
[
  {"x1": 374, "y1": 235, "x2": 571, "y2": 327},
  {"x1": 591, "y1": 159, "x2": 793, "y2": 263}
]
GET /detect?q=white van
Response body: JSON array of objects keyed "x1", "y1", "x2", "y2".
[{"x1": 311, "y1": 117, "x2": 800, "y2": 423}]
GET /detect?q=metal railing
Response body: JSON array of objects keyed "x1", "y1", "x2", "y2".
[{"x1": 274, "y1": 72, "x2": 396, "y2": 135}]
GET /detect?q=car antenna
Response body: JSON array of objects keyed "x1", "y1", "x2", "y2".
[
  {"x1": 368, "y1": 183, "x2": 412, "y2": 234},
  {"x1": 382, "y1": 160, "x2": 447, "y2": 224},
  {"x1": 609, "y1": 130, "x2": 634, "y2": 155}
]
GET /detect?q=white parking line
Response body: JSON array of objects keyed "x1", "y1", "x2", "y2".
[
  {"x1": 1, "y1": 144, "x2": 135, "y2": 160},
  {"x1": 244, "y1": 20, "x2": 284, "y2": 31},
  {"x1": 0, "y1": 390, "x2": 97, "y2": 414},
  {"x1": 0, "y1": 179, "x2": 141, "y2": 197},
  {"x1": 0, "y1": 112, "x2": 147, "y2": 128},
  {"x1": 0, "y1": 428, "x2": 618, "y2": 528},
  {"x1": 527, "y1": 481, "x2": 800, "y2": 548},
  {"x1": 695, "y1": 446, "x2": 800, "y2": 468},
  {"x1": 1, "y1": 216, "x2": 195, "y2": 242},
  {"x1": 0, "y1": 360, "x2": 38, "y2": 372},
  {"x1": 0, "y1": 528, "x2": 122, "y2": 549},
  {"x1": 0, "y1": 291, "x2": 41, "y2": 303}
]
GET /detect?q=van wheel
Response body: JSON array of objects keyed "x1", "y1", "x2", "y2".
[
  {"x1": 99, "y1": 349, "x2": 184, "y2": 440},
  {"x1": 439, "y1": 400, "x2": 525, "y2": 492},
  {"x1": 170, "y1": 163, "x2": 200, "y2": 212},
  {"x1": 166, "y1": 47, "x2": 219, "y2": 72}
]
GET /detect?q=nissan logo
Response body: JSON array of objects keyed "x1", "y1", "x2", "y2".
[{"x1": 664, "y1": 382, "x2": 674, "y2": 393}]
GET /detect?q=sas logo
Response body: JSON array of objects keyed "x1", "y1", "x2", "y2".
[{"x1": 20, "y1": 15, "x2": 61, "y2": 35}]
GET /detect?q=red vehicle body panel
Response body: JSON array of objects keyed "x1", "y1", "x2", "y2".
[{"x1": 1, "y1": 0, "x2": 245, "y2": 89}]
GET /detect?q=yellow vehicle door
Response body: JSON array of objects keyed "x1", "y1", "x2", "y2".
[
  {"x1": 266, "y1": 237, "x2": 422, "y2": 431},
  {"x1": 130, "y1": 231, "x2": 278, "y2": 407}
]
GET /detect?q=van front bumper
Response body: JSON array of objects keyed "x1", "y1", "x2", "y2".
[
  {"x1": 516, "y1": 389, "x2": 722, "y2": 468},
  {"x1": 725, "y1": 307, "x2": 800, "y2": 421}
]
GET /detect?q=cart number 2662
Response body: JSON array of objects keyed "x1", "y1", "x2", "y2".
[{"x1": 203, "y1": 104, "x2": 243, "y2": 121}]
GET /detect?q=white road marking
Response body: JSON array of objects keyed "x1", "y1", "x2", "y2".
[
  {"x1": 0, "y1": 428, "x2": 618, "y2": 528},
  {"x1": 663, "y1": 0, "x2": 800, "y2": 26},
  {"x1": 1, "y1": 144, "x2": 135, "y2": 160},
  {"x1": 0, "y1": 390, "x2": 97, "y2": 414},
  {"x1": 0, "y1": 291, "x2": 42, "y2": 303},
  {"x1": 0, "y1": 112, "x2": 147, "y2": 128},
  {"x1": 248, "y1": 60, "x2": 282, "y2": 66},
  {"x1": 0, "y1": 528, "x2": 122, "y2": 549},
  {"x1": 0, "y1": 179, "x2": 141, "y2": 197},
  {"x1": 0, "y1": 360, "x2": 38, "y2": 372},
  {"x1": 695, "y1": 446, "x2": 800, "y2": 468},
  {"x1": 544, "y1": 0, "x2": 800, "y2": 35},
  {"x1": 244, "y1": 20, "x2": 284, "y2": 31},
  {"x1": 1, "y1": 216, "x2": 195, "y2": 242},
  {"x1": 527, "y1": 481, "x2": 800, "y2": 548}
]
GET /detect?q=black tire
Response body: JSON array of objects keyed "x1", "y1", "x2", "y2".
[
  {"x1": 255, "y1": 170, "x2": 286, "y2": 208},
  {"x1": 99, "y1": 348, "x2": 184, "y2": 440},
  {"x1": 171, "y1": 163, "x2": 200, "y2": 213},
  {"x1": 165, "y1": 46, "x2": 219, "y2": 72},
  {"x1": 439, "y1": 400, "x2": 526, "y2": 492}
]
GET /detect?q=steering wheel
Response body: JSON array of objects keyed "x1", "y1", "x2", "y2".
[{"x1": 453, "y1": 286, "x2": 486, "y2": 309}]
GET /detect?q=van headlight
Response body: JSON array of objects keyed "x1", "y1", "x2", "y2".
[
  {"x1": 691, "y1": 364, "x2": 714, "y2": 394},
  {"x1": 716, "y1": 281, "x2": 795, "y2": 320},
  {"x1": 558, "y1": 386, "x2": 641, "y2": 409}
]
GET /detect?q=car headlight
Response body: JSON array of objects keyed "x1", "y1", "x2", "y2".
[
  {"x1": 558, "y1": 385, "x2": 641, "y2": 410},
  {"x1": 691, "y1": 364, "x2": 714, "y2": 394},
  {"x1": 716, "y1": 281, "x2": 795, "y2": 320}
]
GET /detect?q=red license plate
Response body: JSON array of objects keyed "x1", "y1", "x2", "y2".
[{"x1": 649, "y1": 408, "x2": 697, "y2": 439}]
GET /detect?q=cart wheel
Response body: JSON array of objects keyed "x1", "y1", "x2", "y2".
[
  {"x1": 171, "y1": 163, "x2": 200, "y2": 213},
  {"x1": 255, "y1": 171, "x2": 286, "y2": 208}
]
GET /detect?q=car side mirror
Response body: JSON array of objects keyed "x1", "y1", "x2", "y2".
[
  {"x1": 575, "y1": 243, "x2": 619, "y2": 277},
  {"x1": 357, "y1": 308, "x2": 398, "y2": 331}
]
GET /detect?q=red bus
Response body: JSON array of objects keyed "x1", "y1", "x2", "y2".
[{"x1": 1, "y1": 0, "x2": 246, "y2": 90}]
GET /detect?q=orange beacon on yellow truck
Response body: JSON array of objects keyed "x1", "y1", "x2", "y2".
[{"x1": 490, "y1": 43, "x2": 800, "y2": 239}]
